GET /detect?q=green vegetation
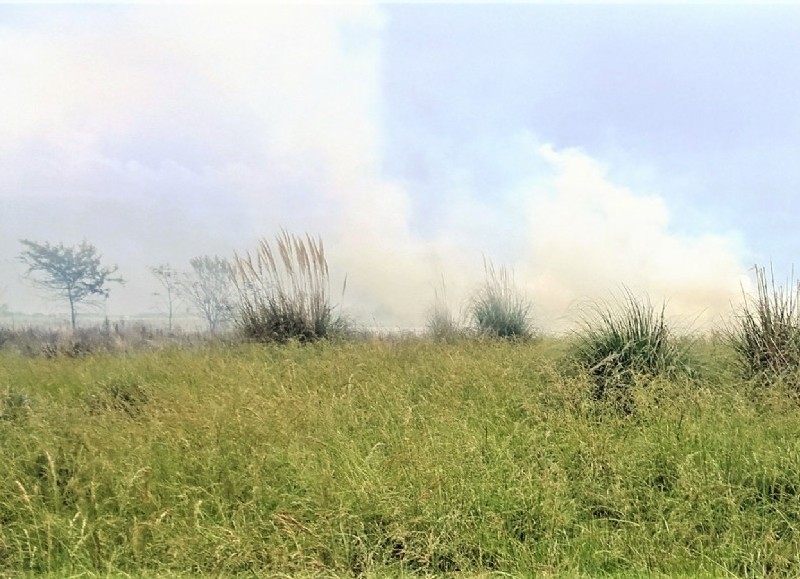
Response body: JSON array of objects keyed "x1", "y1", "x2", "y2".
[
  {"x1": 469, "y1": 262, "x2": 533, "y2": 339},
  {"x1": 729, "y1": 265, "x2": 800, "y2": 382},
  {"x1": 17, "y1": 239, "x2": 124, "y2": 330},
  {"x1": 234, "y1": 231, "x2": 347, "y2": 344},
  {"x1": 3, "y1": 261, "x2": 800, "y2": 576},
  {"x1": 573, "y1": 290, "x2": 693, "y2": 408},
  {"x1": 3, "y1": 337, "x2": 800, "y2": 577}
]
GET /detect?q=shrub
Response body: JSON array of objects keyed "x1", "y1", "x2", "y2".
[
  {"x1": 233, "y1": 231, "x2": 347, "y2": 344},
  {"x1": 729, "y1": 265, "x2": 800, "y2": 379},
  {"x1": 469, "y1": 261, "x2": 533, "y2": 339},
  {"x1": 574, "y1": 289, "x2": 692, "y2": 403}
]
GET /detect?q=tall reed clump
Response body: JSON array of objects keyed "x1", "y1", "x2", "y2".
[
  {"x1": 729, "y1": 265, "x2": 800, "y2": 380},
  {"x1": 233, "y1": 231, "x2": 347, "y2": 343},
  {"x1": 469, "y1": 261, "x2": 533, "y2": 339},
  {"x1": 426, "y1": 279, "x2": 463, "y2": 341},
  {"x1": 574, "y1": 289, "x2": 692, "y2": 402}
]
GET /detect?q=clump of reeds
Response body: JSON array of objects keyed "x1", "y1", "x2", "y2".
[
  {"x1": 425, "y1": 279, "x2": 464, "y2": 341},
  {"x1": 427, "y1": 302, "x2": 461, "y2": 342},
  {"x1": 729, "y1": 265, "x2": 800, "y2": 380},
  {"x1": 574, "y1": 289, "x2": 692, "y2": 403},
  {"x1": 233, "y1": 231, "x2": 347, "y2": 344},
  {"x1": 469, "y1": 261, "x2": 533, "y2": 339}
]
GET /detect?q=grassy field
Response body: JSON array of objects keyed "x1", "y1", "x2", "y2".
[{"x1": 2, "y1": 337, "x2": 800, "y2": 577}]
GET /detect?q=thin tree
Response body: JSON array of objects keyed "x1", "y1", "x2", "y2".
[
  {"x1": 180, "y1": 255, "x2": 234, "y2": 333},
  {"x1": 18, "y1": 239, "x2": 123, "y2": 330},
  {"x1": 149, "y1": 264, "x2": 180, "y2": 332}
]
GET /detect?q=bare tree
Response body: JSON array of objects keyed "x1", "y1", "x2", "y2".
[
  {"x1": 149, "y1": 263, "x2": 180, "y2": 332},
  {"x1": 18, "y1": 239, "x2": 123, "y2": 329},
  {"x1": 180, "y1": 255, "x2": 234, "y2": 333}
]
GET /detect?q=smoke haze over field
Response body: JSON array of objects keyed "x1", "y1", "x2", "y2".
[{"x1": 4, "y1": 4, "x2": 798, "y2": 330}]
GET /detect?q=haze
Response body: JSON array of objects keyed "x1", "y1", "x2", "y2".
[{"x1": 3, "y1": 4, "x2": 798, "y2": 330}]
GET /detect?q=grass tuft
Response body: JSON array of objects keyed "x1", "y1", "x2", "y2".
[
  {"x1": 233, "y1": 230, "x2": 347, "y2": 344},
  {"x1": 425, "y1": 280, "x2": 464, "y2": 341},
  {"x1": 469, "y1": 261, "x2": 533, "y2": 339},
  {"x1": 573, "y1": 289, "x2": 693, "y2": 404},
  {"x1": 729, "y1": 264, "x2": 800, "y2": 381}
]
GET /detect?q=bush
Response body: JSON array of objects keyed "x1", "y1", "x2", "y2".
[
  {"x1": 574, "y1": 289, "x2": 692, "y2": 403},
  {"x1": 233, "y1": 231, "x2": 347, "y2": 344},
  {"x1": 469, "y1": 261, "x2": 533, "y2": 339},
  {"x1": 729, "y1": 265, "x2": 800, "y2": 380}
]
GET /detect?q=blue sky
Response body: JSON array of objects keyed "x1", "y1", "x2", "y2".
[
  {"x1": 383, "y1": 5, "x2": 800, "y2": 249},
  {"x1": 1, "y1": 4, "x2": 798, "y2": 329}
]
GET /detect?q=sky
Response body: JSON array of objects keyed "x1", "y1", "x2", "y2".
[{"x1": 1, "y1": 4, "x2": 799, "y2": 331}]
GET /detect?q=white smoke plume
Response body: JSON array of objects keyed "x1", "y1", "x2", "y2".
[{"x1": 0, "y1": 6, "x2": 749, "y2": 331}]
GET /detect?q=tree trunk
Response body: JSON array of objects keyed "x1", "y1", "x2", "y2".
[
  {"x1": 68, "y1": 293, "x2": 76, "y2": 330},
  {"x1": 167, "y1": 288, "x2": 173, "y2": 332}
]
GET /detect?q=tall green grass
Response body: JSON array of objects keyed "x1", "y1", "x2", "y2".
[
  {"x1": 469, "y1": 261, "x2": 533, "y2": 339},
  {"x1": 729, "y1": 265, "x2": 800, "y2": 381},
  {"x1": 2, "y1": 339, "x2": 800, "y2": 576},
  {"x1": 573, "y1": 290, "x2": 693, "y2": 405}
]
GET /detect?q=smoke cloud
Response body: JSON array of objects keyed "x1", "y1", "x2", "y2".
[{"x1": 0, "y1": 6, "x2": 749, "y2": 330}]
